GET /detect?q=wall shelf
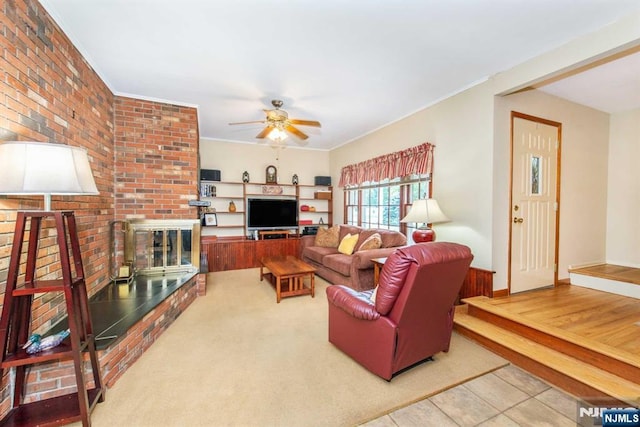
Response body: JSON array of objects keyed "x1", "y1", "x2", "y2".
[{"x1": 199, "y1": 181, "x2": 332, "y2": 238}]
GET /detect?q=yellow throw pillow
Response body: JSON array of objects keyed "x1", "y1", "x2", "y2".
[
  {"x1": 357, "y1": 233, "x2": 382, "y2": 252},
  {"x1": 338, "y1": 233, "x2": 360, "y2": 255},
  {"x1": 314, "y1": 225, "x2": 340, "y2": 248}
]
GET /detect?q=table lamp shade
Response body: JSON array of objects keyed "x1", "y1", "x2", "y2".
[
  {"x1": 400, "y1": 198, "x2": 450, "y2": 243},
  {"x1": 401, "y1": 199, "x2": 449, "y2": 224},
  {"x1": 0, "y1": 141, "x2": 98, "y2": 210}
]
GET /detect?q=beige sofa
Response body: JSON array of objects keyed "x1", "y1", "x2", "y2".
[{"x1": 300, "y1": 225, "x2": 407, "y2": 291}]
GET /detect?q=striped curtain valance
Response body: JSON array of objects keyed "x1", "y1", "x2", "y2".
[{"x1": 339, "y1": 142, "x2": 434, "y2": 187}]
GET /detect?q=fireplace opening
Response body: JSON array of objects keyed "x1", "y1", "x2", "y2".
[{"x1": 125, "y1": 219, "x2": 201, "y2": 276}]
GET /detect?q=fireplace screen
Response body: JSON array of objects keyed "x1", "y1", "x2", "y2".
[{"x1": 124, "y1": 219, "x2": 201, "y2": 275}]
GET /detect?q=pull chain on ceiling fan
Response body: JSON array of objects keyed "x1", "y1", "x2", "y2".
[{"x1": 229, "y1": 99, "x2": 321, "y2": 144}]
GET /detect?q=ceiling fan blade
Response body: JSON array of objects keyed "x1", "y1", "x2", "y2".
[
  {"x1": 285, "y1": 124, "x2": 308, "y2": 140},
  {"x1": 256, "y1": 125, "x2": 274, "y2": 139},
  {"x1": 289, "y1": 119, "x2": 321, "y2": 128},
  {"x1": 229, "y1": 120, "x2": 266, "y2": 125}
]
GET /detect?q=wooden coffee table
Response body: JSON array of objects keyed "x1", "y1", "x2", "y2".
[{"x1": 260, "y1": 256, "x2": 316, "y2": 303}]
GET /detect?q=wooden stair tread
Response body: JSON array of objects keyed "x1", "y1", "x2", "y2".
[
  {"x1": 461, "y1": 296, "x2": 640, "y2": 368},
  {"x1": 455, "y1": 309, "x2": 640, "y2": 406},
  {"x1": 569, "y1": 264, "x2": 640, "y2": 286}
]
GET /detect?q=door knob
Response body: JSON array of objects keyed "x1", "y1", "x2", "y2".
[{"x1": 513, "y1": 217, "x2": 523, "y2": 223}]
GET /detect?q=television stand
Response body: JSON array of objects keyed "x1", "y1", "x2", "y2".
[{"x1": 259, "y1": 230, "x2": 290, "y2": 240}]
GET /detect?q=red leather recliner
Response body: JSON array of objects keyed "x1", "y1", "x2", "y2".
[{"x1": 326, "y1": 242, "x2": 473, "y2": 380}]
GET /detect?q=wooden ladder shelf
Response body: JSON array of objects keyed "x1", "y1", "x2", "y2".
[{"x1": 0, "y1": 211, "x2": 104, "y2": 426}]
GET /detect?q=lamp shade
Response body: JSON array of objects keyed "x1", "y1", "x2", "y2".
[
  {"x1": 400, "y1": 198, "x2": 450, "y2": 224},
  {"x1": 0, "y1": 141, "x2": 98, "y2": 210},
  {"x1": 401, "y1": 198, "x2": 449, "y2": 243}
]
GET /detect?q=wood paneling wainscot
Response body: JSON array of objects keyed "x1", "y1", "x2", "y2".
[
  {"x1": 203, "y1": 236, "x2": 495, "y2": 302},
  {"x1": 203, "y1": 237, "x2": 301, "y2": 271},
  {"x1": 460, "y1": 267, "x2": 495, "y2": 299}
]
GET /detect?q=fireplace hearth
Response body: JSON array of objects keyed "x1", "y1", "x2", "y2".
[{"x1": 83, "y1": 218, "x2": 203, "y2": 349}]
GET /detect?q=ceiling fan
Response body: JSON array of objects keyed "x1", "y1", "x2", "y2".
[{"x1": 229, "y1": 99, "x2": 321, "y2": 143}]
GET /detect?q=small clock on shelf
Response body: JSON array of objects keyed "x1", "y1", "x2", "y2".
[{"x1": 266, "y1": 165, "x2": 277, "y2": 184}]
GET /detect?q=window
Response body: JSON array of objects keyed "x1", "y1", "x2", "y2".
[
  {"x1": 531, "y1": 156, "x2": 541, "y2": 195},
  {"x1": 344, "y1": 174, "x2": 431, "y2": 238},
  {"x1": 339, "y1": 142, "x2": 435, "y2": 243}
]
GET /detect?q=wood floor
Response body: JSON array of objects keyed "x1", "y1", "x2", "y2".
[
  {"x1": 476, "y1": 284, "x2": 640, "y2": 355},
  {"x1": 569, "y1": 263, "x2": 640, "y2": 286},
  {"x1": 455, "y1": 283, "x2": 640, "y2": 407},
  {"x1": 570, "y1": 264, "x2": 640, "y2": 285}
]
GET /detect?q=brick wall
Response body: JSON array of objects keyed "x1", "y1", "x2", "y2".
[
  {"x1": 0, "y1": 0, "x2": 115, "y2": 417},
  {"x1": 114, "y1": 96, "x2": 199, "y2": 220},
  {"x1": 0, "y1": 0, "x2": 114, "y2": 310},
  {"x1": 0, "y1": 0, "x2": 201, "y2": 418}
]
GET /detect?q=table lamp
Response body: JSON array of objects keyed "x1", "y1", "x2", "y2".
[
  {"x1": 0, "y1": 141, "x2": 98, "y2": 210},
  {"x1": 401, "y1": 198, "x2": 450, "y2": 243}
]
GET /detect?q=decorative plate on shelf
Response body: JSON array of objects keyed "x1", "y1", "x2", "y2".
[{"x1": 262, "y1": 185, "x2": 283, "y2": 195}]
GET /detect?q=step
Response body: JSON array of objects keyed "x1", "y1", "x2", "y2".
[
  {"x1": 569, "y1": 272, "x2": 640, "y2": 299},
  {"x1": 454, "y1": 307, "x2": 640, "y2": 407},
  {"x1": 462, "y1": 296, "x2": 640, "y2": 384}
]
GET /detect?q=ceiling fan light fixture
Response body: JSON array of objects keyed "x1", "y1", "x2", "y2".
[
  {"x1": 267, "y1": 127, "x2": 288, "y2": 142},
  {"x1": 229, "y1": 99, "x2": 319, "y2": 145}
]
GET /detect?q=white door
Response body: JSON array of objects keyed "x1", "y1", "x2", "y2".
[{"x1": 510, "y1": 113, "x2": 560, "y2": 293}]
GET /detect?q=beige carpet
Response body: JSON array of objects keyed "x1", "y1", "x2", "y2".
[{"x1": 83, "y1": 269, "x2": 507, "y2": 427}]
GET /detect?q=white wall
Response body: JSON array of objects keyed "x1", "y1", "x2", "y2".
[
  {"x1": 200, "y1": 138, "x2": 330, "y2": 186},
  {"x1": 330, "y1": 84, "x2": 495, "y2": 270},
  {"x1": 606, "y1": 108, "x2": 640, "y2": 267}
]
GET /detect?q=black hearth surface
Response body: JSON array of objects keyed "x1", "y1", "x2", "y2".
[
  {"x1": 91, "y1": 272, "x2": 197, "y2": 349},
  {"x1": 51, "y1": 271, "x2": 197, "y2": 350}
]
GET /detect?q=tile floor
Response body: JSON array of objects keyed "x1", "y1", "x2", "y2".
[{"x1": 360, "y1": 364, "x2": 584, "y2": 426}]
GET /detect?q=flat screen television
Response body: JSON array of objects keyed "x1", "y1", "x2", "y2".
[{"x1": 247, "y1": 198, "x2": 298, "y2": 230}]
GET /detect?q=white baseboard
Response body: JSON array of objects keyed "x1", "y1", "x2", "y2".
[{"x1": 567, "y1": 260, "x2": 605, "y2": 271}]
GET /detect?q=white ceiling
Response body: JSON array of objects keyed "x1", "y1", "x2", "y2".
[
  {"x1": 538, "y1": 50, "x2": 640, "y2": 114},
  {"x1": 40, "y1": 0, "x2": 640, "y2": 150}
]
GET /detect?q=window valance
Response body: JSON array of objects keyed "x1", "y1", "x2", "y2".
[{"x1": 338, "y1": 142, "x2": 434, "y2": 187}]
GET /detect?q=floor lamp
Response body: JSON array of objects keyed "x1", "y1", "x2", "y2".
[
  {"x1": 0, "y1": 141, "x2": 104, "y2": 425},
  {"x1": 401, "y1": 198, "x2": 450, "y2": 243}
]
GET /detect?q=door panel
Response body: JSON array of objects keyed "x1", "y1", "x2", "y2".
[{"x1": 510, "y1": 115, "x2": 559, "y2": 293}]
